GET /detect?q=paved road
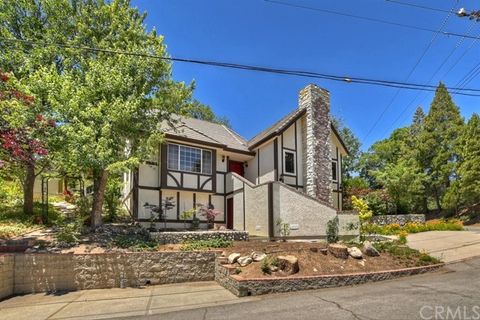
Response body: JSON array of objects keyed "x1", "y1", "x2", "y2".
[
  {"x1": 408, "y1": 230, "x2": 480, "y2": 262},
  {"x1": 136, "y1": 258, "x2": 480, "y2": 320}
]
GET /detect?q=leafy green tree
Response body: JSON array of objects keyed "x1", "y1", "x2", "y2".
[
  {"x1": 418, "y1": 82, "x2": 464, "y2": 211},
  {"x1": 331, "y1": 117, "x2": 361, "y2": 181},
  {"x1": 180, "y1": 99, "x2": 230, "y2": 127},
  {"x1": 443, "y1": 114, "x2": 480, "y2": 211}
]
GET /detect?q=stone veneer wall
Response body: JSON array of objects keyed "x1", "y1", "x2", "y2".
[
  {"x1": 0, "y1": 251, "x2": 218, "y2": 298},
  {"x1": 371, "y1": 214, "x2": 426, "y2": 226},
  {"x1": 150, "y1": 230, "x2": 248, "y2": 244},
  {"x1": 299, "y1": 84, "x2": 332, "y2": 205},
  {"x1": 0, "y1": 255, "x2": 14, "y2": 300},
  {"x1": 215, "y1": 261, "x2": 443, "y2": 297}
]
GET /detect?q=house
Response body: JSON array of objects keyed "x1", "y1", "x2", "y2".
[{"x1": 124, "y1": 84, "x2": 359, "y2": 239}]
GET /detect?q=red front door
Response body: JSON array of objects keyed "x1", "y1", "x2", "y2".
[
  {"x1": 226, "y1": 198, "x2": 234, "y2": 229},
  {"x1": 228, "y1": 160, "x2": 244, "y2": 177}
]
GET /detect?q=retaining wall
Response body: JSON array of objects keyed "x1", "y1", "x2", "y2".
[
  {"x1": 215, "y1": 261, "x2": 444, "y2": 297},
  {"x1": 0, "y1": 251, "x2": 219, "y2": 299},
  {"x1": 371, "y1": 214, "x2": 426, "y2": 226},
  {"x1": 150, "y1": 230, "x2": 248, "y2": 244}
]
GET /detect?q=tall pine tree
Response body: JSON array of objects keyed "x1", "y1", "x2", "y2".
[
  {"x1": 418, "y1": 82, "x2": 464, "y2": 211},
  {"x1": 444, "y1": 114, "x2": 480, "y2": 211}
]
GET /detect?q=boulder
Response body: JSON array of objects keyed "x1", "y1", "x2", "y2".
[
  {"x1": 328, "y1": 244, "x2": 349, "y2": 259},
  {"x1": 228, "y1": 253, "x2": 241, "y2": 264},
  {"x1": 277, "y1": 255, "x2": 299, "y2": 275},
  {"x1": 251, "y1": 252, "x2": 267, "y2": 262},
  {"x1": 269, "y1": 265, "x2": 279, "y2": 272},
  {"x1": 347, "y1": 247, "x2": 363, "y2": 259},
  {"x1": 363, "y1": 241, "x2": 380, "y2": 257},
  {"x1": 217, "y1": 256, "x2": 229, "y2": 265},
  {"x1": 237, "y1": 256, "x2": 253, "y2": 267}
]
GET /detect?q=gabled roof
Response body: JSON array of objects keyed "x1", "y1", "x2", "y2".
[
  {"x1": 247, "y1": 108, "x2": 349, "y2": 155},
  {"x1": 162, "y1": 116, "x2": 251, "y2": 154}
]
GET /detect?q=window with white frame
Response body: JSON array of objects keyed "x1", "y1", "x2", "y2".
[
  {"x1": 332, "y1": 161, "x2": 338, "y2": 181},
  {"x1": 167, "y1": 144, "x2": 212, "y2": 174},
  {"x1": 283, "y1": 150, "x2": 296, "y2": 175}
]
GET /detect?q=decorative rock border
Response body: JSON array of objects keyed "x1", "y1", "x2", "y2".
[
  {"x1": 150, "y1": 230, "x2": 249, "y2": 244},
  {"x1": 371, "y1": 214, "x2": 425, "y2": 226},
  {"x1": 215, "y1": 261, "x2": 444, "y2": 297}
]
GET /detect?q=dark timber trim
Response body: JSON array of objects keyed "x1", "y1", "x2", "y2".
[
  {"x1": 133, "y1": 168, "x2": 139, "y2": 219},
  {"x1": 200, "y1": 177, "x2": 212, "y2": 190},
  {"x1": 165, "y1": 134, "x2": 255, "y2": 156},
  {"x1": 294, "y1": 120, "x2": 298, "y2": 188},
  {"x1": 268, "y1": 183, "x2": 274, "y2": 239},
  {"x1": 243, "y1": 182, "x2": 246, "y2": 230},
  {"x1": 273, "y1": 138, "x2": 278, "y2": 181},
  {"x1": 257, "y1": 148, "x2": 260, "y2": 183},
  {"x1": 137, "y1": 218, "x2": 226, "y2": 224},
  {"x1": 138, "y1": 185, "x2": 159, "y2": 191},
  {"x1": 176, "y1": 191, "x2": 180, "y2": 220},
  {"x1": 160, "y1": 144, "x2": 168, "y2": 187},
  {"x1": 280, "y1": 133, "x2": 284, "y2": 181}
]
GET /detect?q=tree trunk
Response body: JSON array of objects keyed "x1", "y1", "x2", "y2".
[
  {"x1": 23, "y1": 163, "x2": 35, "y2": 216},
  {"x1": 91, "y1": 169, "x2": 108, "y2": 228},
  {"x1": 434, "y1": 188, "x2": 442, "y2": 212}
]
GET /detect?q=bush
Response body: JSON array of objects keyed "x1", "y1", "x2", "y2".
[
  {"x1": 260, "y1": 255, "x2": 278, "y2": 274},
  {"x1": 0, "y1": 221, "x2": 35, "y2": 239},
  {"x1": 364, "y1": 190, "x2": 395, "y2": 216},
  {"x1": 113, "y1": 234, "x2": 157, "y2": 251},
  {"x1": 398, "y1": 230, "x2": 408, "y2": 244},
  {"x1": 326, "y1": 217, "x2": 339, "y2": 243},
  {"x1": 56, "y1": 223, "x2": 81, "y2": 245},
  {"x1": 180, "y1": 238, "x2": 232, "y2": 251},
  {"x1": 104, "y1": 176, "x2": 123, "y2": 222},
  {"x1": 373, "y1": 241, "x2": 441, "y2": 266}
]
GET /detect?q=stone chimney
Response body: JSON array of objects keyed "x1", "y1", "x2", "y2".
[{"x1": 299, "y1": 84, "x2": 332, "y2": 205}]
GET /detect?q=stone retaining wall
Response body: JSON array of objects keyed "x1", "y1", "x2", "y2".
[
  {"x1": 215, "y1": 261, "x2": 443, "y2": 297},
  {"x1": 150, "y1": 230, "x2": 248, "y2": 244},
  {"x1": 371, "y1": 214, "x2": 425, "y2": 226},
  {"x1": 0, "y1": 251, "x2": 218, "y2": 299},
  {"x1": 0, "y1": 255, "x2": 14, "y2": 300}
]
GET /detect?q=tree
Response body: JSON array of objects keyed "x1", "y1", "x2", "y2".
[
  {"x1": 331, "y1": 117, "x2": 361, "y2": 180},
  {"x1": 30, "y1": 0, "x2": 194, "y2": 227},
  {"x1": 180, "y1": 99, "x2": 230, "y2": 127},
  {"x1": 443, "y1": 114, "x2": 480, "y2": 211},
  {"x1": 418, "y1": 82, "x2": 464, "y2": 211},
  {"x1": 0, "y1": 71, "x2": 54, "y2": 215}
]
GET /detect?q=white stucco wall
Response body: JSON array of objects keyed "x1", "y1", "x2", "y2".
[{"x1": 274, "y1": 183, "x2": 337, "y2": 237}]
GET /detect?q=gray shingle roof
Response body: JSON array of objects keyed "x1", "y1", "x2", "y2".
[{"x1": 162, "y1": 116, "x2": 250, "y2": 152}]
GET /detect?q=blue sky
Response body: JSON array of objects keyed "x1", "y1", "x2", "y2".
[{"x1": 131, "y1": 0, "x2": 479, "y2": 150}]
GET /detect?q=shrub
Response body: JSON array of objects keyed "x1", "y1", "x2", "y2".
[
  {"x1": 351, "y1": 196, "x2": 373, "y2": 222},
  {"x1": 104, "y1": 176, "x2": 124, "y2": 222},
  {"x1": 276, "y1": 218, "x2": 290, "y2": 240},
  {"x1": 113, "y1": 234, "x2": 157, "y2": 250},
  {"x1": 373, "y1": 241, "x2": 441, "y2": 266},
  {"x1": 398, "y1": 230, "x2": 408, "y2": 244},
  {"x1": 364, "y1": 190, "x2": 394, "y2": 216},
  {"x1": 260, "y1": 255, "x2": 278, "y2": 274},
  {"x1": 362, "y1": 219, "x2": 463, "y2": 236},
  {"x1": 0, "y1": 221, "x2": 35, "y2": 239},
  {"x1": 326, "y1": 216, "x2": 339, "y2": 243},
  {"x1": 56, "y1": 223, "x2": 80, "y2": 244},
  {"x1": 180, "y1": 238, "x2": 232, "y2": 251}
]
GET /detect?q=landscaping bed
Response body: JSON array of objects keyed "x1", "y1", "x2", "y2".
[{"x1": 220, "y1": 241, "x2": 439, "y2": 279}]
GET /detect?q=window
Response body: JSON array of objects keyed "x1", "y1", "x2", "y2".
[
  {"x1": 332, "y1": 161, "x2": 338, "y2": 181},
  {"x1": 283, "y1": 150, "x2": 296, "y2": 175},
  {"x1": 167, "y1": 144, "x2": 212, "y2": 174}
]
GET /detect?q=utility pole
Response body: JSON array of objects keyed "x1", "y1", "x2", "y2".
[{"x1": 457, "y1": 8, "x2": 480, "y2": 21}]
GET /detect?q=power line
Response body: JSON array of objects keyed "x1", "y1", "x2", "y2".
[
  {"x1": 383, "y1": 0, "x2": 455, "y2": 14},
  {"x1": 2, "y1": 36, "x2": 480, "y2": 96},
  {"x1": 383, "y1": 21, "x2": 479, "y2": 135},
  {"x1": 361, "y1": 0, "x2": 458, "y2": 141},
  {"x1": 264, "y1": 0, "x2": 480, "y2": 41}
]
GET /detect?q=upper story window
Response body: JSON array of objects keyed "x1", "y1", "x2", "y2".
[
  {"x1": 283, "y1": 150, "x2": 296, "y2": 175},
  {"x1": 332, "y1": 161, "x2": 338, "y2": 182},
  {"x1": 167, "y1": 144, "x2": 212, "y2": 174}
]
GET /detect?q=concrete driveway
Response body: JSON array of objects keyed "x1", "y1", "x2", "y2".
[
  {"x1": 0, "y1": 281, "x2": 257, "y2": 320},
  {"x1": 408, "y1": 230, "x2": 480, "y2": 262}
]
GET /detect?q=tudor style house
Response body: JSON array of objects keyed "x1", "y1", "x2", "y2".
[{"x1": 124, "y1": 84, "x2": 359, "y2": 238}]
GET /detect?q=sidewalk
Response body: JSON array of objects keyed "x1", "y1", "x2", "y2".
[
  {"x1": 0, "y1": 281, "x2": 254, "y2": 320},
  {"x1": 407, "y1": 230, "x2": 480, "y2": 262}
]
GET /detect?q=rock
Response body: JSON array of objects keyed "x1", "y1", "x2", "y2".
[
  {"x1": 328, "y1": 244, "x2": 349, "y2": 259},
  {"x1": 251, "y1": 252, "x2": 267, "y2": 262},
  {"x1": 228, "y1": 253, "x2": 241, "y2": 264},
  {"x1": 217, "y1": 256, "x2": 229, "y2": 265},
  {"x1": 313, "y1": 267, "x2": 318, "y2": 272},
  {"x1": 363, "y1": 241, "x2": 380, "y2": 257},
  {"x1": 269, "y1": 265, "x2": 278, "y2": 272},
  {"x1": 319, "y1": 248, "x2": 328, "y2": 255},
  {"x1": 237, "y1": 256, "x2": 253, "y2": 267},
  {"x1": 277, "y1": 255, "x2": 299, "y2": 275},
  {"x1": 309, "y1": 247, "x2": 318, "y2": 253},
  {"x1": 358, "y1": 260, "x2": 365, "y2": 267},
  {"x1": 347, "y1": 247, "x2": 363, "y2": 259}
]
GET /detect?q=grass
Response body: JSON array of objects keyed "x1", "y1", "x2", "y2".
[
  {"x1": 362, "y1": 219, "x2": 463, "y2": 236},
  {"x1": 180, "y1": 238, "x2": 233, "y2": 251},
  {"x1": 0, "y1": 221, "x2": 38, "y2": 239},
  {"x1": 373, "y1": 241, "x2": 441, "y2": 266}
]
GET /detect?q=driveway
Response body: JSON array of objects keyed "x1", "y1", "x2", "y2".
[
  {"x1": 407, "y1": 230, "x2": 480, "y2": 262},
  {"x1": 0, "y1": 281, "x2": 257, "y2": 320}
]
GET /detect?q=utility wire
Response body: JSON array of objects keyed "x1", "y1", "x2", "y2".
[
  {"x1": 383, "y1": 0, "x2": 455, "y2": 14},
  {"x1": 361, "y1": 0, "x2": 458, "y2": 141},
  {"x1": 264, "y1": 0, "x2": 480, "y2": 41},
  {"x1": 2, "y1": 37, "x2": 480, "y2": 96},
  {"x1": 383, "y1": 21, "x2": 479, "y2": 136}
]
